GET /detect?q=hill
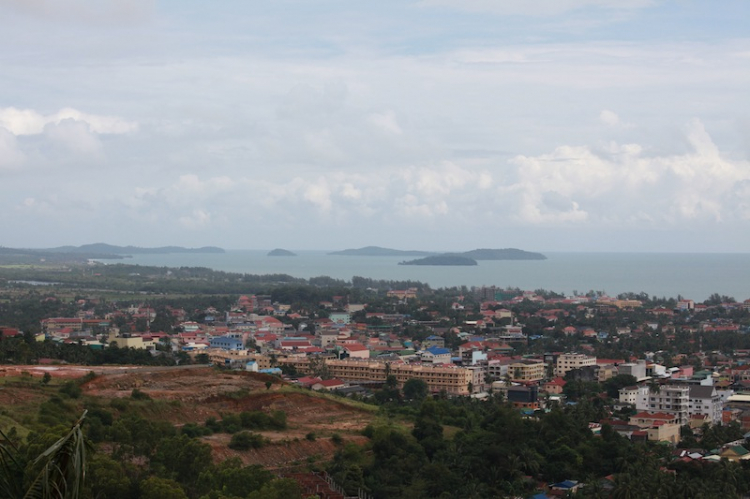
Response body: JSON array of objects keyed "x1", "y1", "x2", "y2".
[
  {"x1": 329, "y1": 246, "x2": 433, "y2": 256},
  {"x1": 0, "y1": 365, "x2": 376, "y2": 472}
]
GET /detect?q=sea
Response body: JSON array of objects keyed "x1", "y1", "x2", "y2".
[{"x1": 106, "y1": 251, "x2": 750, "y2": 303}]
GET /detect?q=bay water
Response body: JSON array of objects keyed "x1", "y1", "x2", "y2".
[{"x1": 109, "y1": 251, "x2": 750, "y2": 302}]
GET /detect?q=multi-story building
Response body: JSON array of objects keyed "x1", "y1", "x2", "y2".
[
  {"x1": 689, "y1": 385, "x2": 722, "y2": 424},
  {"x1": 509, "y1": 359, "x2": 545, "y2": 382},
  {"x1": 556, "y1": 353, "x2": 596, "y2": 377},
  {"x1": 279, "y1": 358, "x2": 481, "y2": 395},
  {"x1": 620, "y1": 382, "x2": 723, "y2": 426}
]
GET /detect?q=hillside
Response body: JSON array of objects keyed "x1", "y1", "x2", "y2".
[{"x1": 0, "y1": 365, "x2": 376, "y2": 471}]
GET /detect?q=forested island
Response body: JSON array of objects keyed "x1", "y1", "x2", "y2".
[
  {"x1": 267, "y1": 248, "x2": 297, "y2": 256},
  {"x1": 329, "y1": 246, "x2": 547, "y2": 260},
  {"x1": 329, "y1": 246, "x2": 432, "y2": 256},
  {"x1": 460, "y1": 248, "x2": 547, "y2": 260},
  {"x1": 399, "y1": 255, "x2": 478, "y2": 266}
]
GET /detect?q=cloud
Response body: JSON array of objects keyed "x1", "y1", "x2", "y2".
[
  {"x1": 179, "y1": 209, "x2": 212, "y2": 230},
  {"x1": 508, "y1": 119, "x2": 749, "y2": 226},
  {"x1": 0, "y1": 107, "x2": 137, "y2": 136},
  {"x1": 1, "y1": 0, "x2": 155, "y2": 24},
  {"x1": 0, "y1": 128, "x2": 25, "y2": 170},
  {"x1": 419, "y1": 0, "x2": 655, "y2": 16}
]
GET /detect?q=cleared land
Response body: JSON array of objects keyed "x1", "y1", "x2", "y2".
[{"x1": 0, "y1": 365, "x2": 377, "y2": 470}]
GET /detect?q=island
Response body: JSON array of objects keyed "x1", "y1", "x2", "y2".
[
  {"x1": 399, "y1": 255, "x2": 478, "y2": 266},
  {"x1": 267, "y1": 248, "x2": 297, "y2": 256},
  {"x1": 329, "y1": 246, "x2": 433, "y2": 257},
  {"x1": 459, "y1": 248, "x2": 547, "y2": 260}
]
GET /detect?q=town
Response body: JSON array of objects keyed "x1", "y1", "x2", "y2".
[{"x1": 3, "y1": 276, "x2": 750, "y2": 497}]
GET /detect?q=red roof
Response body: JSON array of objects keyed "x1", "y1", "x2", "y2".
[
  {"x1": 344, "y1": 343, "x2": 368, "y2": 352},
  {"x1": 633, "y1": 412, "x2": 675, "y2": 420},
  {"x1": 316, "y1": 379, "x2": 345, "y2": 387}
]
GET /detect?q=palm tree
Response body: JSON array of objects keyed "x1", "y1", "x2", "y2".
[{"x1": 0, "y1": 411, "x2": 88, "y2": 499}]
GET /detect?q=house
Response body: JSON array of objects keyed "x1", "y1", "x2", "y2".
[
  {"x1": 312, "y1": 379, "x2": 346, "y2": 391},
  {"x1": 719, "y1": 445, "x2": 750, "y2": 462},
  {"x1": 422, "y1": 335, "x2": 445, "y2": 349},
  {"x1": 542, "y1": 377, "x2": 566, "y2": 395},
  {"x1": 343, "y1": 343, "x2": 370, "y2": 359},
  {"x1": 420, "y1": 346, "x2": 452, "y2": 365}
]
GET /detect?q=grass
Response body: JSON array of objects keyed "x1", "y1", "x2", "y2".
[
  {"x1": 274, "y1": 385, "x2": 379, "y2": 412},
  {"x1": 0, "y1": 413, "x2": 31, "y2": 439}
]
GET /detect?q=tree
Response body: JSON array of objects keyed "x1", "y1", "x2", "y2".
[
  {"x1": 140, "y1": 477, "x2": 188, "y2": 499},
  {"x1": 403, "y1": 378, "x2": 429, "y2": 402}
]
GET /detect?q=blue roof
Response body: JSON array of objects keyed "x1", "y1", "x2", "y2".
[
  {"x1": 425, "y1": 335, "x2": 442, "y2": 340},
  {"x1": 553, "y1": 480, "x2": 578, "y2": 489},
  {"x1": 426, "y1": 346, "x2": 450, "y2": 355}
]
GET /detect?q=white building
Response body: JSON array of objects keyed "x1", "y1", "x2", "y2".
[{"x1": 556, "y1": 353, "x2": 596, "y2": 377}]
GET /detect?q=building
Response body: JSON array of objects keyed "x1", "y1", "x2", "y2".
[
  {"x1": 688, "y1": 385, "x2": 722, "y2": 424},
  {"x1": 618, "y1": 361, "x2": 648, "y2": 381},
  {"x1": 420, "y1": 346, "x2": 452, "y2": 365},
  {"x1": 209, "y1": 337, "x2": 245, "y2": 351},
  {"x1": 278, "y1": 358, "x2": 480, "y2": 395},
  {"x1": 556, "y1": 353, "x2": 596, "y2": 377},
  {"x1": 509, "y1": 359, "x2": 545, "y2": 382}
]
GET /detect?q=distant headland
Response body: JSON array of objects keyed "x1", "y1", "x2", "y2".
[{"x1": 48, "y1": 243, "x2": 225, "y2": 256}]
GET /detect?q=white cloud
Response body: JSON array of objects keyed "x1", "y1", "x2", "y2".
[
  {"x1": 1, "y1": 0, "x2": 154, "y2": 24},
  {"x1": 419, "y1": 0, "x2": 654, "y2": 16},
  {"x1": 367, "y1": 110, "x2": 403, "y2": 135},
  {"x1": 179, "y1": 209, "x2": 212, "y2": 230},
  {"x1": 0, "y1": 107, "x2": 137, "y2": 136},
  {"x1": 0, "y1": 128, "x2": 25, "y2": 170},
  {"x1": 303, "y1": 178, "x2": 333, "y2": 212}
]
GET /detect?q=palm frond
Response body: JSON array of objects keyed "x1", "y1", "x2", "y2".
[
  {"x1": 24, "y1": 411, "x2": 88, "y2": 499},
  {"x1": 0, "y1": 428, "x2": 26, "y2": 499}
]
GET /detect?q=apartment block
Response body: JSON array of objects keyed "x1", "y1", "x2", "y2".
[{"x1": 556, "y1": 353, "x2": 597, "y2": 377}]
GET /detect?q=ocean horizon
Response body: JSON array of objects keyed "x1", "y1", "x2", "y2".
[{"x1": 99, "y1": 250, "x2": 750, "y2": 303}]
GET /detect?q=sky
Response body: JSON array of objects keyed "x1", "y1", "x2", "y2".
[{"x1": 1, "y1": 0, "x2": 749, "y2": 253}]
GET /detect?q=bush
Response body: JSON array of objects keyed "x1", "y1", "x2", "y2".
[
  {"x1": 131, "y1": 388, "x2": 151, "y2": 400},
  {"x1": 181, "y1": 423, "x2": 213, "y2": 438},
  {"x1": 331, "y1": 433, "x2": 343, "y2": 445},
  {"x1": 229, "y1": 431, "x2": 265, "y2": 450},
  {"x1": 59, "y1": 381, "x2": 82, "y2": 399},
  {"x1": 305, "y1": 432, "x2": 316, "y2": 441},
  {"x1": 362, "y1": 425, "x2": 374, "y2": 438},
  {"x1": 239, "y1": 410, "x2": 287, "y2": 431}
]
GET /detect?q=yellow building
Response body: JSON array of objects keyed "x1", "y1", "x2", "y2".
[
  {"x1": 280, "y1": 357, "x2": 481, "y2": 395},
  {"x1": 509, "y1": 360, "x2": 545, "y2": 382}
]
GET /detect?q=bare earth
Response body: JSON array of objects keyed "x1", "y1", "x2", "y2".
[{"x1": 1, "y1": 364, "x2": 375, "y2": 470}]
